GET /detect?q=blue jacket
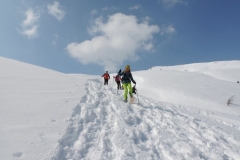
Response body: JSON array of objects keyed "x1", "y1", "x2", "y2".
[{"x1": 118, "y1": 71, "x2": 136, "y2": 84}]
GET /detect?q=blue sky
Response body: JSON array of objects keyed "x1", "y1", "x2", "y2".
[{"x1": 0, "y1": 0, "x2": 240, "y2": 75}]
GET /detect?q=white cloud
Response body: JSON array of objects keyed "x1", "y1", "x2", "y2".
[
  {"x1": 160, "y1": 25, "x2": 176, "y2": 35},
  {"x1": 102, "y1": 6, "x2": 117, "y2": 11},
  {"x1": 47, "y1": 2, "x2": 65, "y2": 21},
  {"x1": 160, "y1": 0, "x2": 187, "y2": 8},
  {"x1": 159, "y1": 25, "x2": 176, "y2": 47},
  {"x1": 66, "y1": 13, "x2": 160, "y2": 72},
  {"x1": 129, "y1": 5, "x2": 141, "y2": 10},
  {"x1": 22, "y1": 8, "x2": 39, "y2": 27},
  {"x1": 52, "y1": 34, "x2": 59, "y2": 45},
  {"x1": 22, "y1": 25, "x2": 38, "y2": 38},
  {"x1": 91, "y1": 10, "x2": 98, "y2": 15},
  {"x1": 102, "y1": 7, "x2": 108, "y2": 11},
  {"x1": 21, "y1": 8, "x2": 40, "y2": 38},
  {"x1": 165, "y1": 25, "x2": 176, "y2": 34}
]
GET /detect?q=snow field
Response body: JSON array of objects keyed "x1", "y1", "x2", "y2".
[
  {"x1": 1, "y1": 57, "x2": 240, "y2": 159},
  {"x1": 134, "y1": 69, "x2": 240, "y2": 126},
  {"x1": 151, "y1": 61, "x2": 240, "y2": 83},
  {"x1": 50, "y1": 79, "x2": 240, "y2": 160}
]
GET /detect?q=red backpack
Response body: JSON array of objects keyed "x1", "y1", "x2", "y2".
[
  {"x1": 102, "y1": 73, "x2": 110, "y2": 79},
  {"x1": 115, "y1": 75, "x2": 121, "y2": 81}
]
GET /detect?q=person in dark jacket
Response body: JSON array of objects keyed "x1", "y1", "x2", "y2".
[
  {"x1": 102, "y1": 71, "x2": 110, "y2": 85},
  {"x1": 118, "y1": 65, "x2": 136, "y2": 102}
]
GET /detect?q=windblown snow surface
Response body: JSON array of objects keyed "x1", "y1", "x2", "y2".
[{"x1": 1, "y1": 57, "x2": 240, "y2": 160}]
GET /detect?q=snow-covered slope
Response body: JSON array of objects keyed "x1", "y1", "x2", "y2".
[
  {"x1": 141, "y1": 61, "x2": 240, "y2": 126},
  {"x1": 150, "y1": 61, "x2": 240, "y2": 82},
  {"x1": 51, "y1": 80, "x2": 240, "y2": 160},
  {"x1": 0, "y1": 57, "x2": 93, "y2": 159},
  {"x1": 1, "y1": 57, "x2": 240, "y2": 159},
  {"x1": 134, "y1": 70, "x2": 240, "y2": 125}
]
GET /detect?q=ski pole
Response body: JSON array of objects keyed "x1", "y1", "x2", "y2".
[{"x1": 135, "y1": 85, "x2": 139, "y2": 104}]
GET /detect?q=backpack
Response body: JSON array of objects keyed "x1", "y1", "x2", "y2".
[
  {"x1": 103, "y1": 73, "x2": 110, "y2": 79},
  {"x1": 115, "y1": 75, "x2": 121, "y2": 81}
]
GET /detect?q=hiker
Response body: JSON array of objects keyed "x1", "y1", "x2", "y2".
[
  {"x1": 102, "y1": 71, "x2": 110, "y2": 85},
  {"x1": 118, "y1": 65, "x2": 136, "y2": 102},
  {"x1": 113, "y1": 75, "x2": 122, "y2": 90}
]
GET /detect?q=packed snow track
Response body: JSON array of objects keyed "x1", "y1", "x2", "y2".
[{"x1": 51, "y1": 79, "x2": 240, "y2": 160}]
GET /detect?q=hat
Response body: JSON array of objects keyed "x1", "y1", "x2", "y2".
[{"x1": 125, "y1": 65, "x2": 130, "y2": 69}]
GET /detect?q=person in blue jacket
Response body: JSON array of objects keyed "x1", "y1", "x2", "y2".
[{"x1": 118, "y1": 65, "x2": 136, "y2": 102}]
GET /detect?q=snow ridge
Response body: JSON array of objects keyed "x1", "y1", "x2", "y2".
[{"x1": 51, "y1": 79, "x2": 240, "y2": 160}]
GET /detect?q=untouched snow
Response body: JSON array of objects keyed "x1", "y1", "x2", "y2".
[
  {"x1": 0, "y1": 57, "x2": 91, "y2": 159},
  {"x1": 1, "y1": 57, "x2": 240, "y2": 159},
  {"x1": 150, "y1": 61, "x2": 240, "y2": 83}
]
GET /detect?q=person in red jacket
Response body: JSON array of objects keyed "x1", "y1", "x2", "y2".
[
  {"x1": 113, "y1": 75, "x2": 122, "y2": 90},
  {"x1": 102, "y1": 71, "x2": 110, "y2": 85}
]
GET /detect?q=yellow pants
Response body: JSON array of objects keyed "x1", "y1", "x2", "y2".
[{"x1": 123, "y1": 83, "x2": 133, "y2": 100}]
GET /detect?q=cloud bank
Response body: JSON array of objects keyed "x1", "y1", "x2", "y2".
[
  {"x1": 21, "y1": 8, "x2": 40, "y2": 38},
  {"x1": 66, "y1": 13, "x2": 160, "y2": 72},
  {"x1": 47, "y1": 1, "x2": 65, "y2": 21}
]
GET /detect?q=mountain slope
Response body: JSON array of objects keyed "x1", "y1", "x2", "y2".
[
  {"x1": 1, "y1": 57, "x2": 240, "y2": 159},
  {"x1": 50, "y1": 79, "x2": 240, "y2": 160},
  {"x1": 150, "y1": 61, "x2": 240, "y2": 82},
  {"x1": 0, "y1": 57, "x2": 91, "y2": 159}
]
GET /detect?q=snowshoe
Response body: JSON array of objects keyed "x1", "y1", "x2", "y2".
[{"x1": 130, "y1": 97, "x2": 134, "y2": 103}]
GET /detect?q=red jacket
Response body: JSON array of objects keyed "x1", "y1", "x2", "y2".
[{"x1": 102, "y1": 73, "x2": 110, "y2": 79}]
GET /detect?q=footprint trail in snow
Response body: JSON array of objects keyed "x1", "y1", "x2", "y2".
[{"x1": 51, "y1": 79, "x2": 240, "y2": 160}]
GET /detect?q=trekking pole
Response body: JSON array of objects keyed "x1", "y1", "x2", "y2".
[
  {"x1": 108, "y1": 76, "x2": 111, "y2": 88},
  {"x1": 136, "y1": 85, "x2": 140, "y2": 104},
  {"x1": 113, "y1": 76, "x2": 117, "y2": 94}
]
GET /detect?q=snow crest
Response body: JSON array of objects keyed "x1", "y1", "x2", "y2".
[{"x1": 50, "y1": 79, "x2": 240, "y2": 160}]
